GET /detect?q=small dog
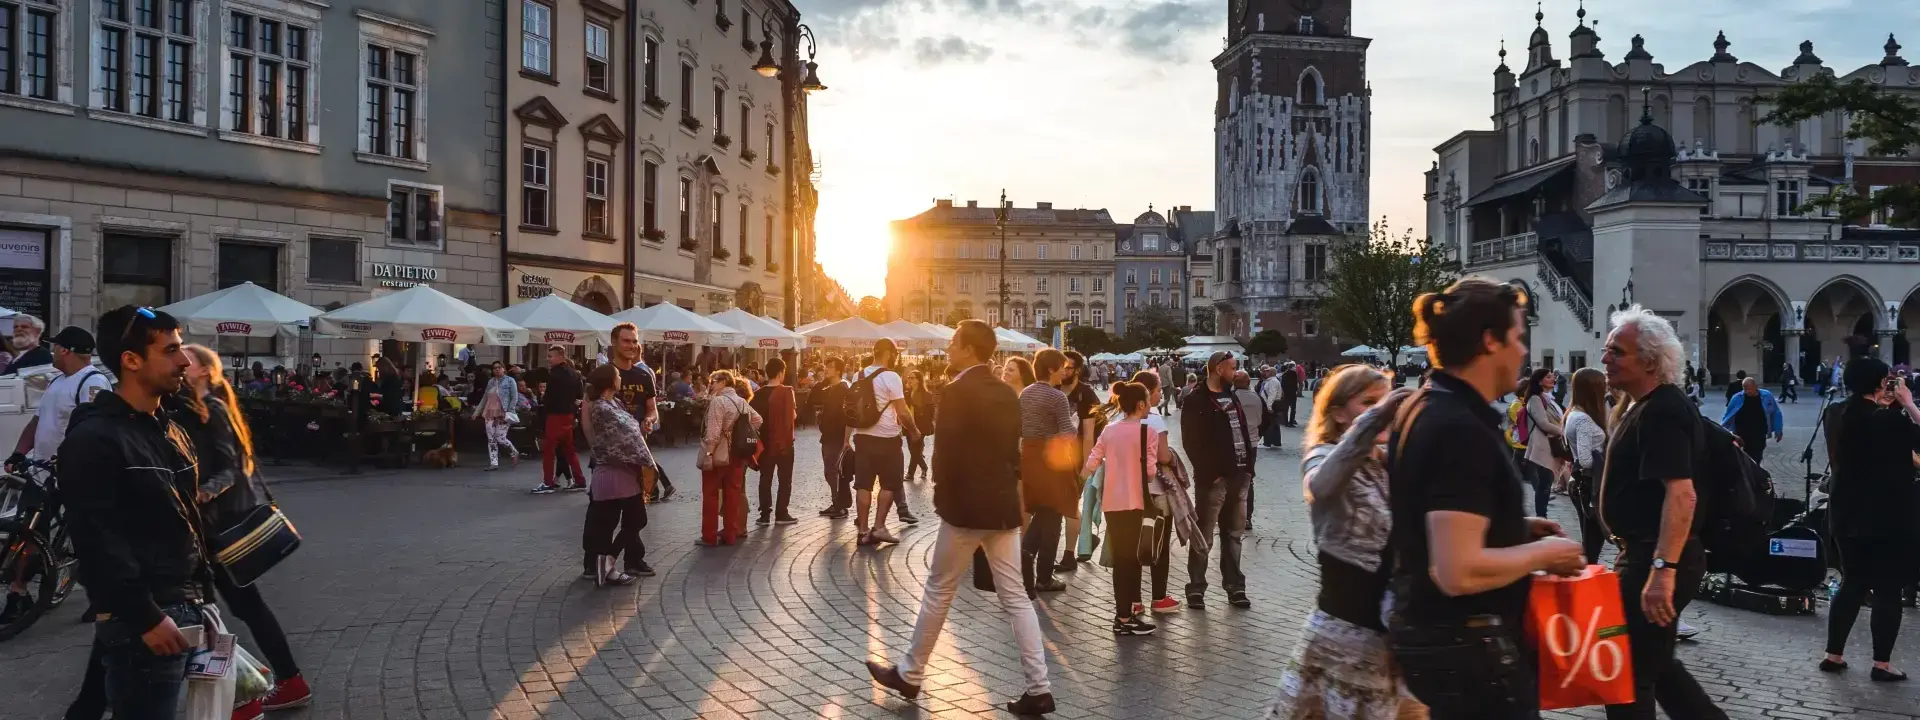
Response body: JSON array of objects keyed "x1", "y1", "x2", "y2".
[{"x1": 422, "y1": 445, "x2": 459, "y2": 469}]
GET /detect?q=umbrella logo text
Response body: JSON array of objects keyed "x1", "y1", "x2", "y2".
[
  {"x1": 421, "y1": 328, "x2": 458, "y2": 341},
  {"x1": 544, "y1": 330, "x2": 577, "y2": 343},
  {"x1": 757, "y1": 338, "x2": 779, "y2": 348},
  {"x1": 215, "y1": 321, "x2": 252, "y2": 334},
  {"x1": 662, "y1": 330, "x2": 690, "y2": 343}
]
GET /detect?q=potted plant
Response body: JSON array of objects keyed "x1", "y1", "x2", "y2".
[
  {"x1": 714, "y1": 133, "x2": 733, "y2": 149},
  {"x1": 740, "y1": 254, "x2": 756, "y2": 267},
  {"x1": 741, "y1": 148, "x2": 758, "y2": 163},
  {"x1": 644, "y1": 228, "x2": 667, "y2": 242},
  {"x1": 715, "y1": 10, "x2": 732, "y2": 30},
  {"x1": 679, "y1": 237, "x2": 699, "y2": 252},
  {"x1": 680, "y1": 115, "x2": 703, "y2": 132},
  {"x1": 767, "y1": 260, "x2": 780, "y2": 272},
  {"x1": 643, "y1": 95, "x2": 670, "y2": 113},
  {"x1": 713, "y1": 246, "x2": 732, "y2": 261},
  {"x1": 765, "y1": 162, "x2": 781, "y2": 176}
]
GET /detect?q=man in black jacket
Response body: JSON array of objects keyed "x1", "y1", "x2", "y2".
[
  {"x1": 866, "y1": 319, "x2": 1054, "y2": 716},
  {"x1": 1180, "y1": 351, "x2": 1257, "y2": 609},
  {"x1": 813, "y1": 357, "x2": 854, "y2": 518},
  {"x1": 1278, "y1": 360, "x2": 1301, "y2": 426},
  {"x1": 536, "y1": 345, "x2": 585, "y2": 493},
  {"x1": 60, "y1": 306, "x2": 205, "y2": 719}
]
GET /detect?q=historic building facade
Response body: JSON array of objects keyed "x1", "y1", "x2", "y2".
[
  {"x1": 1428, "y1": 10, "x2": 1920, "y2": 382},
  {"x1": 886, "y1": 199, "x2": 1117, "y2": 336},
  {"x1": 1169, "y1": 205, "x2": 1216, "y2": 331},
  {"x1": 1111, "y1": 207, "x2": 1190, "y2": 334},
  {"x1": 1210, "y1": 0, "x2": 1370, "y2": 363},
  {"x1": 0, "y1": 0, "x2": 504, "y2": 368}
]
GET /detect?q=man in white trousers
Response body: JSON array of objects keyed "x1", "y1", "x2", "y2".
[{"x1": 864, "y1": 319, "x2": 1055, "y2": 715}]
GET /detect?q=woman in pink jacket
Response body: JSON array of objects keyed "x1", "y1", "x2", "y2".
[{"x1": 1077, "y1": 381, "x2": 1172, "y2": 637}]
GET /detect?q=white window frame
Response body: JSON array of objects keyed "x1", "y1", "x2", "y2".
[
  {"x1": 520, "y1": 0, "x2": 550, "y2": 75},
  {"x1": 957, "y1": 243, "x2": 970, "y2": 259},
  {"x1": 1150, "y1": 268, "x2": 1161, "y2": 284},
  {"x1": 930, "y1": 275, "x2": 943, "y2": 292},
  {"x1": 584, "y1": 156, "x2": 610, "y2": 236},
  {"x1": 1, "y1": 0, "x2": 75, "y2": 114},
  {"x1": 355, "y1": 10, "x2": 433, "y2": 170},
  {"x1": 1070, "y1": 244, "x2": 1080, "y2": 260},
  {"x1": 91, "y1": 0, "x2": 204, "y2": 131},
  {"x1": 985, "y1": 306, "x2": 999, "y2": 326},
  {"x1": 219, "y1": 1, "x2": 320, "y2": 152},
  {"x1": 1068, "y1": 277, "x2": 1082, "y2": 293},
  {"x1": 387, "y1": 179, "x2": 444, "y2": 248},
  {"x1": 1143, "y1": 233, "x2": 1159, "y2": 250},
  {"x1": 1172, "y1": 269, "x2": 1181, "y2": 285},
  {"x1": 1125, "y1": 291, "x2": 1136, "y2": 309},
  {"x1": 1170, "y1": 291, "x2": 1181, "y2": 309},
  {"x1": 1034, "y1": 307, "x2": 1047, "y2": 327},
  {"x1": 1149, "y1": 290, "x2": 1161, "y2": 306},
  {"x1": 1035, "y1": 276, "x2": 1048, "y2": 294},
  {"x1": 1194, "y1": 278, "x2": 1205, "y2": 296},
  {"x1": 1092, "y1": 277, "x2": 1104, "y2": 293},
  {"x1": 957, "y1": 275, "x2": 970, "y2": 293},
  {"x1": 1124, "y1": 268, "x2": 1137, "y2": 285},
  {"x1": 1774, "y1": 178, "x2": 1802, "y2": 217},
  {"x1": 986, "y1": 243, "x2": 998, "y2": 259},
  {"x1": 584, "y1": 19, "x2": 610, "y2": 94},
  {"x1": 1093, "y1": 244, "x2": 1103, "y2": 260},
  {"x1": 1091, "y1": 307, "x2": 1103, "y2": 328},
  {"x1": 1011, "y1": 244, "x2": 1022, "y2": 260},
  {"x1": 520, "y1": 143, "x2": 551, "y2": 228},
  {"x1": 1037, "y1": 243, "x2": 1048, "y2": 260},
  {"x1": 1068, "y1": 307, "x2": 1082, "y2": 324}
]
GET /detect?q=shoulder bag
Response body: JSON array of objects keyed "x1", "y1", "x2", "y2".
[
  {"x1": 1531, "y1": 399, "x2": 1573, "y2": 461},
  {"x1": 1135, "y1": 421, "x2": 1165, "y2": 567},
  {"x1": 210, "y1": 479, "x2": 301, "y2": 587}
]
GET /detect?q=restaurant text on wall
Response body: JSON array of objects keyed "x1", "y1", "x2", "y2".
[{"x1": 370, "y1": 263, "x2": 443, "y2": 287}]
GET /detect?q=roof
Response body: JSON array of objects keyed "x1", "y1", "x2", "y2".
[
  {"x1": 1589, "y1": 177, "x2": 1707, "y2": 207},
  {"x1": 1467, "y1": 159, "x2": 1574, "y2": 207},
  {"x1": 1287, "y1": 215, "x2": 1340, "y2": 236},
  {"x1": 896, "y1": 203, "x2": 1115, "y2": 227}
]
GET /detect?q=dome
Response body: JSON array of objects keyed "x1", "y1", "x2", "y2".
[
  {"x1": 1620, "y1": 112, "x2": 1675, "y2": 163},
  {"x1": 1133, "y1": 209, "x2": 1166, "y2": 226}
]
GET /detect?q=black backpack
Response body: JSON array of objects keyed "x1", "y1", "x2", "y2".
[
  {"x1": 728, "y1": 396, "x2": 758, "y2": 459},
  {"x1": 1695, "y1": 418, "x2": 1775, "y2": 562},
  {"x1": 842, "y1": 369, "x2": 885, "y2": 430}
]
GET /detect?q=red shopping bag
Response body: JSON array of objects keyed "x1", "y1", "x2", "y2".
[{"x1": 1526, "y1": 565, "x2": 1636, "y2": 710}]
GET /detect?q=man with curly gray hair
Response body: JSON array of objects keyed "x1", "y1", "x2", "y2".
[{"x1": 1597, "y1": 304, "x2": 1728, "y2": 720}]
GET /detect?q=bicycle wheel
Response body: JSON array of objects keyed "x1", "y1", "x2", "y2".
[
  {"x1": 0, "y1": 537, "x2": 54, "y2": 642},
  {"x1": 44, "y1": 528, "x2": 76, "y2": 607}
]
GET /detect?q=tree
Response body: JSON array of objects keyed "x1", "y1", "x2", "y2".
[
  {"x1": 1122, "y1": 304, "x2": 1191, "y2": 354},
  {"x1": 1320, "y1": 221, "x2": 1457, "y2": 368},
  {"x1": 1761, "y1": 74, "x2": 1920, "y2": 225},
  {"x1": 857, "y1": 296, "x2": 887, "y2": 324},
  {"x1": 1066, "y1": 326, "x2": 1116, "y2": 355},
  {"x1": 1190, "y1": 305, "x2": 1217, "y2": 335},
  {"x1": 943, "y1": 308, "x2": 973, "y2": 326},
  {"x1": 1245, "y1": 329, "x2": 1288, "y2": 358}
]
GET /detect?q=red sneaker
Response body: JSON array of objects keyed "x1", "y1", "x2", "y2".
[
  {"x1": 1130, "y1": 602, "x2": 1146, "y2": 617},
  {"x1": 1150, "y1": 595, "x2": 1182, "y2": 613},
  {"x1": 231, "y1": 699, "x2": 264, "y2": 720},
  {"x1": 261, "y1": 673, "x2": 313, "y2": 710}
]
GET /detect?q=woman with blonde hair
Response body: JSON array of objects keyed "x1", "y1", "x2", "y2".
[
  {"x1": 1267, "y1": 363, "x2": 1424, "y2": 720},
  {"x1": 698, "y1": 369, "x2": 760, "y2": 545},
  {"x1": 1562, "y1": 367, "x2": 1611, "y2": 561}
]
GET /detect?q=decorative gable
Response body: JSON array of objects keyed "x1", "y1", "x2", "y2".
[
  {"x1": 579, "y1": 114, "x2": 627, "y2": 145},
  {"x1": 513, "y1": 96, "x2": 570, "y2": 130}
]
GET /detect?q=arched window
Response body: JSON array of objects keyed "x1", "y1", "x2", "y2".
[
  {"x1": 1297, "y1": 67, "x2": 1323, "y2": 105},
  {"x1": 1298, "y1": 167, "x2": 1321, "y2": 214},
  {"x1": 1529, "y1": 138, "x2": 1540, "y2": 164}
]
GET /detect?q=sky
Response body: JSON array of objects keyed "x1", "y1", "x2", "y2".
[{"x1": 800, "y1": 0, "x2": 1920, "y2": 299}]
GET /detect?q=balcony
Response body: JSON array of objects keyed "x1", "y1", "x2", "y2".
[{"x1": 1466, "y1": 232, "x2": 1538, "y2": 268}]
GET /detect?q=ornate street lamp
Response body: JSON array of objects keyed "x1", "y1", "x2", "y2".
[
  {"x1": 755, "y1": 22, "x2": 826, "y2": 92},
  {"x1": 996, "y1": 189, "x2": 1010, "y2": 329}
]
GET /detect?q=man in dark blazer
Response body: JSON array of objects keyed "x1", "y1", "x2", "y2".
[{"x1": 865, "y1": 319, "x2": 1055, "y2": 716}]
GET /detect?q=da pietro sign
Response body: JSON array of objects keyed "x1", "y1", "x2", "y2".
[{"x1": 370, "y1": 263, "x2": 442, "y2": 288}]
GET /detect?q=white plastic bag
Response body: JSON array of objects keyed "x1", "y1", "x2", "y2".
[
  {"x1": 232, "y1": 644, "x2": 274, "y2": 703},
  {"x1": 183, "y1": 606, "x2": 237, "y2": 720}
]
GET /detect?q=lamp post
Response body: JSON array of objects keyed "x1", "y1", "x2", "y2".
[
  {"x1": 752, "y1": 17, "x2": 824, "y2": 369},
  {"x1": 995, "y1": 189, "x2": 1009, "y2": 329}
]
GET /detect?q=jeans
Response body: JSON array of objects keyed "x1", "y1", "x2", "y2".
[
  {"x1": 541, "y1": 413, "x2": 583, "y2": 486},
  {"x1": 1605, "y1": 541, "x2": 1726, "y2": 720},
  {"x1": 701, "y1": 463, "x2": 747, "y2": 544},
  {"x1": 1022, "y1": 508, "x2": 1063, "y2": 588},
  {"x1": 757, "y1": 445, "x2": 794, "y2": 519},
  {"x1": 906, "y1": 433, "x2": 928, "y2": 480},
  {"x1": 1569, "y1": 470, "x2": 1606, "y2": 563},
  {"x1": 214, "y1": 573, "x2": 300, "y2": 679},
  {"x1": 1827, "y1": 535, "x2": 1912, "y2": 663},
  {"x1": 95, "y1": 602, "x2": 201, "y2": 720},
  {"x1": 1105, "y1": 510, "x2": 1145, "y2": 618},
  {"x1": 1524, "y1": 460, "x2": 1554, "y2": 517},
  {"x1": 1186, "y1": 469, "x2": 1249, "y2": 597},
  {"x1": 822, "y1": 438, "x2": 851, "y2": 510},
  {"x1": 584, "y1": 494, "x2": 648, "y2": 569},
  {"x1": 896, "y1": 522, "x2": 1051, "y2": 697}
]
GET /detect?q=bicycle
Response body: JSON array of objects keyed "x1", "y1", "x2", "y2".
[{"x1": 0, "y1": 458, "x2": 77, "y2": 641}]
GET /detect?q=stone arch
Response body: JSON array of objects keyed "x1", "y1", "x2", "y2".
[
  {"x1": 1297, "y1": 66, "x2": 1324, "y2": 105},
  {"x1": 1706, "y1": 276, "x2": 1790, "y2": 383},
  {"x1": 570, "y1": 274, "x2": 621, "y2": 313},
  {"x1": 1809, "y1": 274, "x2": 1886, "y2": 312},
  {"x1": 1808, "y1": 274, "x2": 1885, "y2": 361},
  {"x1": 1707, "y1": 274, "x2": 1791, "y2": 319}
]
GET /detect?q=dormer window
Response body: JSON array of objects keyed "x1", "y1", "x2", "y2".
[
  {"x1": 1299, "y1": 15, "x2": 1314, "y2": 34},
  {"x1": 1143, "y1": 233, "x2": 1160, "y2": 251}
]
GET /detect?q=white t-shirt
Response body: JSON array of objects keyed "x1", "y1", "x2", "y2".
[
  {"x1": 853, "y1": 366, "x2": 906, "y2": 438},
  {"x1": 1142, "y1": 410, "x2": 1169, "y2": 494},
  {"x1": 33, "y1": 368, "x2": 113, "y2": 460}
]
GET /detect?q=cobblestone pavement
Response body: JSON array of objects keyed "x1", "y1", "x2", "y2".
[{"x1": 1, "y1": 391, "x2": 1915, "y2": 719}]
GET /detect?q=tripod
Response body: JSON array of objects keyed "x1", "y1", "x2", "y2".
[{"x1": 1797, "y1": 382, "x2": 1841, "y2": 503}]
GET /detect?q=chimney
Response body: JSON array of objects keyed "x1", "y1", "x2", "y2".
[
  {"x1": 1178, "y1": 205, "x2": 1192, "y2": 212},
  {"x1": 935, "y1": 199, "x2": 953, "y2": 208},
  {"x1": 1035, "y1": 201, "x2": 1053, "y2": 210},
  {"x1": 966, "y1": 200, "x2": 978, "y2": 208}
]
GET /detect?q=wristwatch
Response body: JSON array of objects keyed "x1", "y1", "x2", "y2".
[{"x1": 1652, "y1": 557, "x2": 1678, "y2": 571}]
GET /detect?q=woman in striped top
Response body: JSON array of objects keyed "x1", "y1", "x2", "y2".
[{"x1": 1020, "y1": 349, "x2": 1080, "y2": 595}]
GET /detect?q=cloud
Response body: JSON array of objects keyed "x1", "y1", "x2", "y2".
[
  {"x1": 912, "y1": 35, "x2": 995, "y2": 66},
  {"x1": 1116, "y1": 1, "x2": 1212, "y2": 61}
]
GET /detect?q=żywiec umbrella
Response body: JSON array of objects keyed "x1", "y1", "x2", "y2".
[
  {"x1": 995, "y1": 327, "x2": 1048, "y2": 353},
  {"x1": 159, "y1": 281, "x2": 324, "y2": 337},
  {"x1": 709, "y1": 307, "x2": 804, "y2": 350},
  {"x1": 878, "y1": 320, "x2": 944, "y2": 353},
  {"x1": 796, "y1": 318, "x2": 834, "y2": 334},
  {"x1": 489, "y1": 294, "x2": 619, "y2": 346},
  {"x1": 314, "y1": 285, "x2": 529, "y2": 345},
  {"x1": 800, "y1": 317, "x2": 892, "y2": 350},
  {"x1": 608, "y1": 303, "x2": 743, "y2": 346}
]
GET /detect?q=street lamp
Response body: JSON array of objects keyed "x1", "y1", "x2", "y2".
[
  {"x1": 996, "y1": 189, "x2": 1009, "y2": 329},
  {"x1": 754, "y1": 22, "x2": 827, "y2": 93}
]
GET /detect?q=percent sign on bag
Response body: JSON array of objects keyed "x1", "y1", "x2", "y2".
[
  {"x1": 1528, "y1": 565, "x2": 1636, "y2": 710},
  {"x1": 1544, "y1": 606, "x2": 1628, "y2": 688}
]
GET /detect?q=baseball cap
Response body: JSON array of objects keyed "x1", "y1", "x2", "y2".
[{"x1": 49, "y1": 326, "x2": 96, "y2": 355}]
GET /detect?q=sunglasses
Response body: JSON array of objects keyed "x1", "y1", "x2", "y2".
[{"x1": 117, "y1": 306, "x2": 157, "y2": 348}]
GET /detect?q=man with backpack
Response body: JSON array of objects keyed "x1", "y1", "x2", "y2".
[
  {"x1": 848, "y1": 340, "x2": 918, "y2": 545},
  {"x1": 1598, "y1": 307, "x2": 1728, "y2": 720}
]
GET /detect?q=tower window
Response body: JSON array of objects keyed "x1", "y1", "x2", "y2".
[
  {"x1": 1297, "y1": 67, "x2": 1322, "y2": 105},
  {"x1": 1299, "y1": 15, "x2": 1314, "y2": 34},
  {"x1": 1298, "y1": 167, "x2": 1321, "y2": 214}
]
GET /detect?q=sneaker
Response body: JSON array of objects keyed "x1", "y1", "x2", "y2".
[
  {"x1": 774, "y1": 515, "x2": 799, "y2": 525},
  {"x1": 1675, "y1": 622, "x2": 1701, "y2": 641},
  {"x1": 865, "y1": 660, "x2": 920, "y2": 700},
  {"x1": 1112, "y1": 617, "x2": 1157, "y2": 636},
  {"x1": 756, "y1": 513, "x2": 771, "y2": 526},
  {"x1": 897, "y1": 509, "x2": 920, "y2": 525},
  {"x1": 530, "y1": 483, "x2": 557, "y2": 494},
  {"x1": 1005, "y1": 691, "x2": 1057, "y2": 715},
  {"x1": 1150, "y1": 596, "x2": 1182, "y2": 613},
  {"x1": 826, "y1": 509, "x2": 850, "y2": 519},
  {"x1": 1131, "y1": 602, "x2": 1146, "y2": 616},
  {"x1": 625, "y1": 561, "x2": 656, "y2": 577},
  {"x1": 565, "y1": 483, "x2": 586, "y2": 491},
  {"x1": 1229, "y1": 590, "x2": 1252, "y2": 608},
  {"x1": 261, "y1": 674, "x2": 312, "y2": 711},
  {"x1": 231, "y1": 699, "x2": 264, "y2": 720},
  {"x1": 1186, "y1": 593, "x2": 1206, "y2": 610}
]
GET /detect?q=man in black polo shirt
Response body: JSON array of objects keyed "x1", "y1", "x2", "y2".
[
  {"x1": 1598, "y1": 307, "x2": 1728, "y2": 720},
  {"x1": 1387, "y1": 278, "x2": 1584, "y2": 719}
]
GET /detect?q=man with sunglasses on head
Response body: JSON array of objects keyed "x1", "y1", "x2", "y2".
[{"x1": 59, "y1": 306, "x2": 207, "y2": 719}]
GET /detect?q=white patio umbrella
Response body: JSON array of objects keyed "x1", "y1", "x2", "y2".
[
  {"x1": 1341, "y1": 345, "x2": 1381, "y2": 358},
  {"x1": 608, "y1": 303, "x2": 744, "y2": 346},
  {"x1": 159, "y1": 281, "x2": 324, "y2": 337},
  {"x1": 994, "y1": 327, "x2": 1048, "y2": 353},
  {"x1": 878, "y1": 320, "x2": 944, "y2": 352},
  {"x1": 917, "y1": 322, "x2": 955, "y2": 340},
  {"x1": 796, "y1": 318, "x2": 834, "y2": 333},
  {"x1": 488, "y1": 294, "x2": 618, "y2": 346},
  {"x1": 709, "y1": 307, "x2": 804, "y2": 350},
  {"x1": 800, "y1": 317, "x2": 892, "y2": 349},
  {"x1": 314, "y1": 285, "x2": 529, "y2": 345}
]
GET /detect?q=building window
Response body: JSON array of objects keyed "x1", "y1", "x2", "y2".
[
  {"x1": 1091, "y1": 307, "x2": 1103, "y2": 327},
  {"x1": 584, "y1": 20, "x2": 610, "y2": 93},
  {"x1": 1775, "y1": 179, "x2": 1802, "y2": 217},
  {"x1": 930, "y1": 275, "x2": 943, "y2": 291},
  {"x1": 986, "y1": 243, "x2": 999, "y2": 260},
  {"x1": 1010, "y1": 244, "x2": 1022, "y2": 260},
  {"x1": 520, "y1": 0, "x2": 550, "y2": 74},
  {"x1": 1150, "y1": 268, "x2": 1161, "y2": 284},
  {"x1": 308, "y1": 236, "x2": 357, "y2": 284},
  {"x1": 739, "y1": 103, "x2": 751, "y2": 152},
  {"x1": 1092, "y1": 277, "x2": 1104, "y2": 293},
  {"x1": 98, "y1": 0, "x2": 195, "y2": 121},
  {"x1": 388, "y1": 183, "x2": 441, "y2": 246},
  {"x1": 1528, "y1": 138, "x2": 1539, "y2": 164},
  {"x1": 1124, "y1": 268, "x2": 1137, "y2": 285},
  {"x1": 1070, "y1": 244, "x2": 1080, "y2": 260},
  {"x1": 1093, "y1": 244, "x2": 1103, "y2": 260},
  {"x1": 1194, "y1": 278, "x2": 1205, "y2": 296},
  {"x1": 957, "y1": 275, "x2": 970, "y2": 293},
  {"x1": 711, "y1": 85, "x2": 725, "y2": 136},
  {"x1": 1035, "y1": 276, "x2": 1048, "y2": 293},
  {"x1": 1068, "y1": 277, "x2": 1082, "y2": 293},
  {"x1": 678, "y1": 62, "x2": 693, "y2": 123},
  {"x1": 1143, "y1": 233, "x2": 1159, "y2": 250},
  {"x1": 585, "y1": 157, "x2": 610, "y2": 236},
  {"x1": 642, "y1": 160, "x2": 659, "y2": 239},
  {"x1": 641, "y1": 36, "x2": 659, "y2": 101},
  {"x1": 764, "y1": 212, "x2": 774, "y2": 269},
  {"x1": 677, "y1": 176, "x2": 692, "y2": 242},
  {"x1": 103, "y1": 233, "x2": 172, "y2": 308},
  {"x1": 1303, "y1": 318, "x2": 1318, "y2": 337},
  {"x1": 764, "y1": 121, "x2": 775, "y2": 161},
  {"x1": 1170, "y1": 291, "x2": 1181, "y2": 309},
  {"x1": 1686, "y1": 178, "x2": 1713, "y2": 216},
  {"x1": 985, "y1": 307, "x2": 998, "y2": 326},
  {"x1": 520, "y1": 144, "x2": 551, "y2": 228},
  {"x1": 1034, "y1": 307, "x2": 1047, "y2": 327},
  {"x1": 1870, "y1": 185, "x2": 1892, "y2": 225},
  {"x1": 737, "y1": 202, "x2": 749, "y2": 257},
  {"x1": 1068, "y1": 307, "x2": 1082, "y2": 325},
  {"x1": 1172, "y1": 269, "x2": 1181, "y2": 285},
  {"x1": 1299, "y1": 166, "x2": 1322, "y2": 213},
  {"x1": 1298, "y1": 14, "x2": 1314, "y2": 34},
  {"x1": 710, "y1": 189, "x2": 724, "y2": 255},
  {"x1": 1124, "y1": 291, "x2": 1136, "y2": 309},
  {"x1": 225, "y1": 11, "x2": 311, "y2": 142},
  {"x1": 217, "y1": 241, "x2": 280, "y2": 357},
  {"x1": 957, "y1": 243, "x2": 970, "y2": 259},
  {"x1": 1304, "y1": 243, "x2": 1327, "y2": 281},
  {"x1": 1149, "y1": 290, "x2": 1161, "y2": 306},
  {"x1": 1, "y1": 0, "x2": 59, "y2": 100},
  {"x1": 363, "y1": 44, "x2": 420, "y2": 160},
  {"x1": 1037, "y1": 244, "x2": 1049, "y2": 260}
]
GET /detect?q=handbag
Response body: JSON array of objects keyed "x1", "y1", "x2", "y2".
[
  {"x1": 1135, "y1": 422, "x2": 1164, "y2": 567},
  {"x1": 1531, "y1": 402, "x2": 1572, "y2": 461},
  {"x1": 210, "y1": 497, "x2": 302, "y2": 587}
]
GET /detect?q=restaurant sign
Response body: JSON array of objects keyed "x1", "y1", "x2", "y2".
[
  {"x1": 662, "y1": 330, "x2": 690, "y2": 343},
  {"x1": 420, "y1": 328, "x2": 458, "y2": 341},
  {"x1": 215, "y1": 321, "x2": 254, "y2": 335},
  {"x1": 757, "y1": 338, "x2": 780, "y2": 348},
  {"x1": 370, "y1": 263, "x2": 442, "y2": 287},
  {"x1": 516, "y1": 270, "x2": 556, "y2": 300},
  {"x1": 543, "y1": 330, "x2": 577, "y2": 343}
]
